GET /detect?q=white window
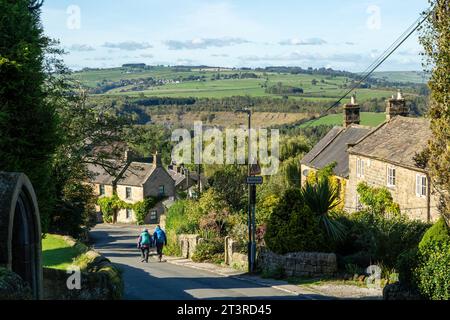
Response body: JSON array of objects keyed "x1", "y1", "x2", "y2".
[
  {"x1": 356, "y1": 158, "x2": 365, "y2": 178},
  {"x1": 150, "y1": 210, "x2": 158, "y2": 224},
  {"x1": 416, "y1": 174, "x2": 428, "y2": 197},
  {"x1": 126, "y1": 187, "x2": 132, "y2": 199},
  {"x1": 387, "y1": 166, "x2": 396, "y2": 187},
  {"x1": 99, "y1": 184, "x2": 105, "y2": 196},
  {"x1": 126, "y1": 209, "x2": 133, "y2": 220}
]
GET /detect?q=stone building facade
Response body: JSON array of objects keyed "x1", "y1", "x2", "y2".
[
  {"x1": 301, "y1": 92, "x2": 439, "y2": 222},
  {"x1": 346, "y1": 116, "x2": 440, "y2": 222},
  {"x1": 88, "y1": 153, "x2": 176, "y2": 224}
]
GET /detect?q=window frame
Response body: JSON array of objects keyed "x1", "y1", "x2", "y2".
[
  {"x1": 158, "y1": 185, "x2": 165, "y2": 197},
  {"x1": 125, "y1": 187, "x2": 132, "y2": 200},
  {"x1": 387, "y1": 166, "x2": 396, "y2": 188},
  {"x1": 126, "y1": 208, "x2": 133, "y2": 220},
  {"x1": 150, "y1": 210, "x2": 158, "y2": 224},
  {"x1": 416, "y1": 174, "x2": 428, "y2": 198},
  {"x1": 99, "y1": 184, "x2": 105, "y2": 196},
  {"x1": 356, "y1": 158, "x2": 365, "y2": 178}
]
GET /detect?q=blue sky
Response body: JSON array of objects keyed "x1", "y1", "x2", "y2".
[{"x1": 41, "y1": 0, "x2": 430, "y2": 71}]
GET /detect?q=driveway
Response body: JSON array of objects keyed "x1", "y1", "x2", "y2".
[{"x1": 90, "y1": 224, "x2": 325, "y2": 300}]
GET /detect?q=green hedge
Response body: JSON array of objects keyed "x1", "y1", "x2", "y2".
[
  {"x1": 413, "y1": 218, "x2": 450, "y2": 300},
  {"x1": 419, "y1": 218, "x2": 450, "y2": 250},
  {"x1": 336, "y1": 212, "x2": 430, "y2": 269}
]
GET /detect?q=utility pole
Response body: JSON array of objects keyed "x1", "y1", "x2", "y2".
[{"x1": 235, "y1": 108, "x2": 260, "y2": 274}]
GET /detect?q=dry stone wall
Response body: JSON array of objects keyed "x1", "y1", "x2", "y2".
[{"x1": 258, "y1": 249, "x2": 338, "y2": 278}]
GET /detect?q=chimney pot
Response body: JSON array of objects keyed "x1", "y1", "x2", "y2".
[
  {"x1": 343, "y1": 95, "x2": 360, "y2": 128},
  {"x1": 386, "y1": 90, "x2": 408, "y2": 121}
]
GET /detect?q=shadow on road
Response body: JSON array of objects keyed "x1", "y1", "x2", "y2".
[{"x1": 112, "y1": 262, "x2": 337, "y2": 301}]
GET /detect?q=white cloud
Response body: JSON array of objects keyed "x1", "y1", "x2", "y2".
[
  {"x1": 67, "y1": 44, "x2": 95, "y2": 52},
  {"x1": 279, "y1": 38, "x2": 327, "y2": 46},
  {"x1": 164, "y1": 37, "x2": 250, "y2": 50},
  {"x1": 102, "y1": 41, "x2": 153, "y2": 51}
]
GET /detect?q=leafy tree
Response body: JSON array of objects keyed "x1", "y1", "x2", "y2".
[
  {"x1": 209, "y1": 165, "x2": 247, "y2": 212},
  {"x1": 420, "y1": 0, "x2": 450, "y2": 222},
  {"x1": 0, "y1": 0, "x2": 58, "y2": 231}
]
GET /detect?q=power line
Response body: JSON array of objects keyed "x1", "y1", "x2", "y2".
[{"x1": 303, "y1": 4, "x2": 435, "y2": 128}]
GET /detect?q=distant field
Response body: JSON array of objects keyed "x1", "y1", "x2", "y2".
[
  {"x1": 152, "y1": 111, "x2": 309, "y2": 128},
  {"x1": 73, "y1": 66, "x2": 400, "y2": 102},
  {"x1": 299, "y1": 112, "x2": 386, "y2": 128},
  {"x1": 370, "y1": 71, "x2": 429, "y2": 84}
]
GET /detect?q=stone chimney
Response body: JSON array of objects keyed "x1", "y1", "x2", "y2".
[
  {"x1": 386, "y1": 90, "x2": 409, "y2": 120},
  {"x1": 153, "y1": 152, "x2": 162, "y2": 167},
  {"x1": 343, "y1": 95, "x2": 360, "y2": 128},
  {"x1": 124, "y1": 150, "x2": 135, "y2": 162}
]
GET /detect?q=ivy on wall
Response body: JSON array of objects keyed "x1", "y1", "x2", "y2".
[{"x1": 97, "y1": 195, "x2": 160, "y2": 225}]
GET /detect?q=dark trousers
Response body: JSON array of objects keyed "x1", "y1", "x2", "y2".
[
  {"x1": 141, "y1": 246, "x2": 149, "y2": 262},
  {"x1": 156, "y1": 243, "x2": 164, "y2": 260}
]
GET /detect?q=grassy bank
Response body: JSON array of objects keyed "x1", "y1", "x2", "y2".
[{"x1": 42, "y1": 235, "x2": 87, "y2": 270}]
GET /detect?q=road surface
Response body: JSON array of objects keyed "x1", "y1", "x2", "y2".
[{"x1": 90, "y1": 224, "x2": 321, "y2": 300}]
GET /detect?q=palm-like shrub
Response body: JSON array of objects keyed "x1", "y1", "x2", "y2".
[{"x1": 301, "y1": 178, "x2": 347, "y2": 241}]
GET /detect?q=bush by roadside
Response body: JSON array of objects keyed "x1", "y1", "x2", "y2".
[{"x1": 413, "y1": 218, "x2": 450, "y2": 300}]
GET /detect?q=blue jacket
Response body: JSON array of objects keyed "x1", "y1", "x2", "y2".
[{"x1": 153, "y1": 227, "x2": 167, "y2": 245}]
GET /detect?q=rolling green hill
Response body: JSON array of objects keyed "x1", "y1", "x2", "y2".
[
  {"x1": 73, "y1": 66, "x2": 405, "y2": 102},
  {"x1": 300, "y1": 112, "x2": 386, "y2": 128}
]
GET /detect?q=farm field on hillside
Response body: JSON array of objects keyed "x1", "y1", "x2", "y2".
[
  {"x1": 299, "y1": 112, "x2": 386, "y2": 128},
  {"x1": 74, "y1": 67, "x2": 400, "y2": 102},
  {"x1": 151, "y1": 111, "x2": 310, "y2": 128}
]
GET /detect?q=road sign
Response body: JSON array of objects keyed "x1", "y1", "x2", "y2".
[{"x1": 247, "y1": 176, "x2": 263, "y2": 185}]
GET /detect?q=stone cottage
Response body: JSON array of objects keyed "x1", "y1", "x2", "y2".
[
  {"x1": 346, "y1": 116, "x2": 439, "y2": 222},
  {"x1": 301, "y1": 92, "x2": 439, "y2": 222},
  {"x1": 88, "y1": 152, "x2": 176, "y2": 224}
]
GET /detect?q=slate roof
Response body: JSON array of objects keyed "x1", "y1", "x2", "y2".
[
  {"x1": 301, "y1": 125, "x2": 373, "y2": 178},
  {"x1": 116, "y1": 162, "x2": 156, "y2": 187},
  {"x1": 87, "y1": 160, "x2": 126, "y2": 185},
  {"x1": 348, "y1": 116, "x2": 432, "y2": 169},
  {"x1": 168, "y1": 170, "x2": 187, "y2": 187}
]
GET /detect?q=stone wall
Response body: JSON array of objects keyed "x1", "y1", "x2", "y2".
[
  {"x1": 257, "y1": 249, "x2": 337, "y2": 278},
  {"x1": 178, "y1": 234, "x2": 201, "y2": 259},
  {"x1": 346, "y1": 155, "x2": 440, "y2": 222},
  {"x1": 224, "y1": 237, "x2": 248, "y2": 271}
]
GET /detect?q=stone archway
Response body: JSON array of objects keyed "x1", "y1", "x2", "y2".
[{"x1": 0, "y1": 172, "x2": 43, "y2": 300}]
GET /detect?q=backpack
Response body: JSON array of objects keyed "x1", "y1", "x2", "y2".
[
  {"x1": 140, "y1": 232, "x2": 151, "y2": 245},
  {"x1": 154, "y1": 229, "x2": 166, "y2": 244}
]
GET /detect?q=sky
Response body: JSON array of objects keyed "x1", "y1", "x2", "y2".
[{"x1": 41, "y1": 0, "x2": 431, "y2": 72}]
